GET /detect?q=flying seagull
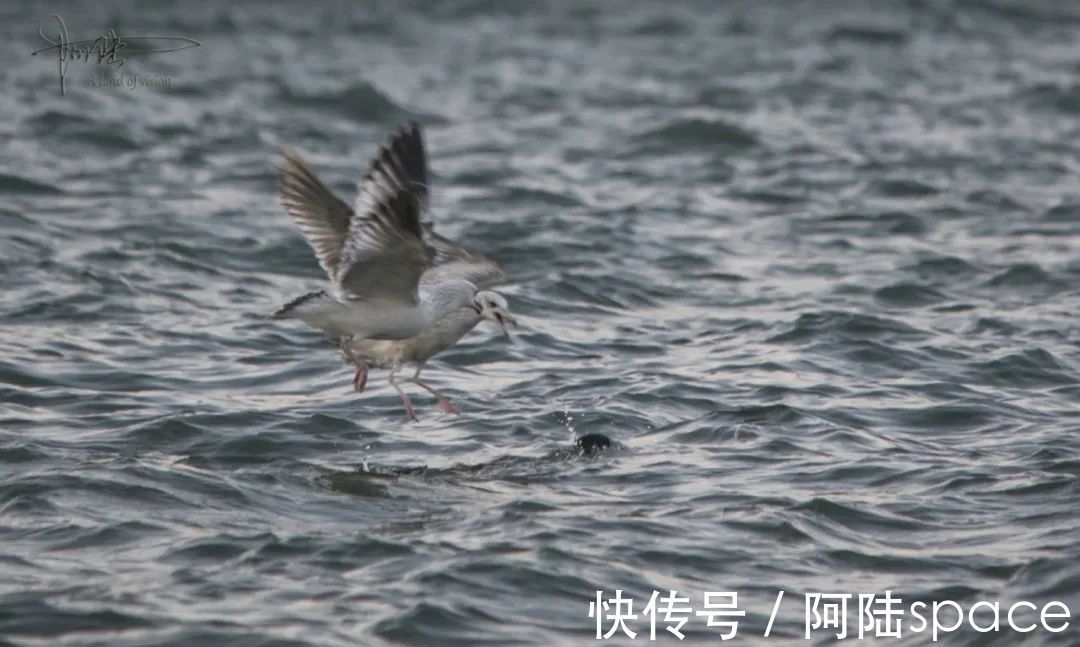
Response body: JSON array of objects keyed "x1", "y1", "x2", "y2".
[{"x1": 274, "y1": 122, "x2": 515, "y2": 419}]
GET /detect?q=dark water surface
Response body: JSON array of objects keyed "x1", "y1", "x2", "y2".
[{"x1": 2, "y1": 1, "x2": 1079, "y2": 645}]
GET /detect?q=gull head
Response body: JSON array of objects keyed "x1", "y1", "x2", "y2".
[{"x1": 472, "y1": 290, "x2": 516, "y2": 337}]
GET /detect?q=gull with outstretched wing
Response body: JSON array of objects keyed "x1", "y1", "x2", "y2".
[{"x1": 274, "y1": 122, "x2": 515, "y2": 420}]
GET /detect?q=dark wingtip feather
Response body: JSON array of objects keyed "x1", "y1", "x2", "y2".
[
  {"x1": 273, "y1": 290, "x2": 327, "y2": 318},
  {"x1": 389, "y1": 187, "x2": 423, "y2": 239}
]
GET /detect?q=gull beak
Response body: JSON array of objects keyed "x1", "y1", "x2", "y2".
[{"x1": 493, "y1": 312, "x2": 517, "y2": 338}]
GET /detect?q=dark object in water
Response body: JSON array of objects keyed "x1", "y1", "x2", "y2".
[
  {"x1": 332, "y1": 434, "x2": 615, "y2": 494},
  {"x1": 576, "y1": 433, "x2": 612, "y2": 455}
]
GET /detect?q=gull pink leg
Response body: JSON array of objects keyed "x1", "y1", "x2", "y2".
[
  {"x1": 352, "y1": 362, "x2": 368, "y2": 392},
  {"x1": 412, "y1": 364, "x2": 458, "y2": 414},
  {"x1": 340, "y1": 339, "x2": 369, "y2": 393},
  {"x1": 433, "y1": 394, "x2": 458, "y2": 414},
  {"x1": 389, "y1": 367, "x2": 417, "y2": 421}
]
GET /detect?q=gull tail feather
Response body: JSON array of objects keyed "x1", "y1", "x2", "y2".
[{"x1": 273, "y1": 290, "x2": 351, "y2": 336}]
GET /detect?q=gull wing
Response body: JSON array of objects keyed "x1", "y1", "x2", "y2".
[
  {"x1": 384, "y1": 123, "x2": 505, "y2": 288},
  {"x1": 336, "y1": 148, "x2": 431, "y2": 303},
  {"x1": 281, "y1": 121, "x2": 496, "y2": 302},
  {"x1": 386, "y1": 121, "x2": 429, "y2": 210},
  {"x1": 278, "y1": 150, "x2": 354, "y2": 279},
  {"x1": 419, "y1": 226, "x2": 506, "y2": 288}
]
